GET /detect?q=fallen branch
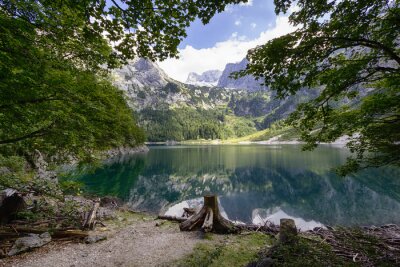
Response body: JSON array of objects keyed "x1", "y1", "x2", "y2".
[{"x1": 157, "y1": 215, "x2": 186, "y2": 223}]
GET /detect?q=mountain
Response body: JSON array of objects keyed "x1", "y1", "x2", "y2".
[
  {"x1": 112, "y1": 58, "x2": 242, "y2": 111},
  {"x1": 113, "y1": 58, "x2": 170, "y2": 90},
  {"x1": 185, "y1": 70, "x2": 222, "y2": 87},
  {"x1": 112, "y1": 59, "x2": 261, "y2": 141},
  {"x1": 217, "y1": 58, "x2": 267, "y2": 91},
  {"x1": 111, "y1": 58, "x2": 315, "y2": 142}
]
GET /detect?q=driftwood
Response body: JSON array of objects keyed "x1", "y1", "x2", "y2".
[
  {"x1": 157, "y1": 215, "x2": 187, "y2": 222},
  {"x1": 82, "y1": 199, "x2": 100, "y2": 230},
  {"x1": 0, "y1": 226, "x2": 88, "y2": 238},
  {"x1": 51, "y1": 229, "x2": 89, "y2": 239},
  {"x1": 236, "y1": 223, "x2": 279, "y2": 235},
  {"x1": 306, "y1": 224, "x2": 400, "y2": 265}
]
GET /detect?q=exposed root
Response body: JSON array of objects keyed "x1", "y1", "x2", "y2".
[{"x1": 159, "y1": 195, "x2": 279, "y2": 235}]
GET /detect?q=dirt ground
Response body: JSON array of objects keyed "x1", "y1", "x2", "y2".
[{"x1": 0, "y1": 214, "x2": 205, "y2": 267}]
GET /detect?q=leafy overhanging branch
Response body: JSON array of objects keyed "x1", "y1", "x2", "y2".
[{"x1": 237, "y1": 0, "x2": 400, "y2": 174}]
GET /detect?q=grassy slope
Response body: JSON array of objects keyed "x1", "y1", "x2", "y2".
[
  {"x1": 221, "y1": 125, "x2": 300, "y2": 143},
  {"x1": 180, "y1": 125, "x2": 299, "y2": 144},
  {"x1": 172, "y1": 232, "x2": 273, "y2": 267}
]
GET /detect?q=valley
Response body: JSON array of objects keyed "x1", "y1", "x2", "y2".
[{"x1": 112, "y1": 58, "x2": 317, "y2": 142}]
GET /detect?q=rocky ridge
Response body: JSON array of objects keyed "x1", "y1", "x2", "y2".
[
  {"x1": 217, "y1": 58, "x2": 268, "y2": 91},
  {"x1": 112, "y1": 59, "x2": 243, "y2": 111},
  {"x1": 111, "y1": 58, "x2": 317, "y2": 141},
  {"x1": 185, "y1": 70, "x2": 222, "y2": 87}
]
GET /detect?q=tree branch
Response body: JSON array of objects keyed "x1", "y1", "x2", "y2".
[
  {"x1": 0, "y1": 123, "x2": 54, "y2": 145},
  {"x1": 323, "y1": 36, "x2": 400, "y2": 65},
  {"x1": 110, "y1": 0, "x2": 126, "y2": 13},
  {"x1": 0, "y1": 96, "x2": 61, "y2": 110},
  {"x1": 109, "y1": 0, "x2": 164, "y2": 13}
]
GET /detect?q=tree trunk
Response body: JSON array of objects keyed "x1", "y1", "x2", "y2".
[{"x1": 179, "y1": 195, "x2": 237, "y2": 234}]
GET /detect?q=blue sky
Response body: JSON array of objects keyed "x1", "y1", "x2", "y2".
[
  {"x1": 158, "y1": 0, "x2": 296, "y2": 82},
  {"x1": 106, "y1": 0, "x2": 296, "y2": 82},
  {"x1": 180, "y1": 0, "x2": 277, "y2": 49}
]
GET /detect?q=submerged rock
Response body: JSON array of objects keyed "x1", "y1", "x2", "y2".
[{"x1": 8, "y1": 232, "x2": 51, "y2": 256}]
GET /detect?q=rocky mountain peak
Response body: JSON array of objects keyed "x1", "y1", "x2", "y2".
[
  {"x1": 185, "y1": 70, "x2": 222, "y2": 87},
  {"x1": 217, "y1": 58, "x2": 267, "y2": 91},
  {"x1": 112, "y1": 58, "x2": 171, "y2": 91}
]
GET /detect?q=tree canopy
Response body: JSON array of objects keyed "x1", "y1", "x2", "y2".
[
  {"x1": 0, "y1": 0, "x2": 249, "y2": 66},
  {"x1": 0, "y1": 0, "x2": 249, "y2": 179},
  {"x1": 0, "y1": 13, "x2": 145, "y2": 164},
  {"x1": 238, "y1": 0, "x2": 400, "y2": 174}
]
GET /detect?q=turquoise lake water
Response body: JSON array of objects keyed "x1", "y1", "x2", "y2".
[{"x1": 67, "y1": 145, "x2": 400, "y2": 229}]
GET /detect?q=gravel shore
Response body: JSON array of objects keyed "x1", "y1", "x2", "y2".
[{"x1": 0, "y1": 213, "x2": 204, "y2": 267}]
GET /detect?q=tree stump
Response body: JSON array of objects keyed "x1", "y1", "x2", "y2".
[
  {"x1": 82, "y1": 199, "x2": 100, "y2": 230},
  {"x1": 279, "y1": 218, "x2": 297, "y2": 244},
  {"x1": 179, "y1": 195, "x2": 237, "y2": 234},
  {"x1": 0, "y1": 190, "x2": 25, "y2": 224}
]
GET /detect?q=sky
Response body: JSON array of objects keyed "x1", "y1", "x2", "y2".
[{"x1": 157, "y1": 0, "x2": 297, "y2": 82}]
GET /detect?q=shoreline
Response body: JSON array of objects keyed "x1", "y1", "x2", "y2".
[
  {"x1": 145, "y1": 133, "x2": 353, "y2": 147},
  {"x1": 103, "y1": 145, "x2": 149, "y2": 158},
  {"x1": 145, "y1": 140, "x2": 348, "y2": 147},
  {"x1": 2, "y1": 207, "x2": 400, "y2": 266}
]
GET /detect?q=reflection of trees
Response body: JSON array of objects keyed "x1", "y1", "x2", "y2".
[
  {"x1": 127, "y1": 165, "x2": 400, "y2": 226},
  {"x1": 127, "y1": 172, "x2": 231, "y2": 213},
  {"x1": 73, "y1": 155, "x2": 146, "y2": 200},
  {"x1": 72, "y1": 147, "x2": 400, "y2": 226},
  {"x1": 221, "y1": 167, "x2": 400, "y2": 226}
]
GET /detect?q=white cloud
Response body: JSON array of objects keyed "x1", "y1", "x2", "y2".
[
  {"x1": 234, "y1": 20, "x2": 241, "y2": 26},
  {"x1": 239, "y1": 0, "x2": 254, "y2": 6},
  {"x1": 250, "y1": 22, "x2": 257, "y2": 29},
  {"x1": 158, "y1": 14, "x2": 297, "y2": 82}
]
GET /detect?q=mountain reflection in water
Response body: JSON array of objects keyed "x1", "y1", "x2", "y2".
[{"x1": 66, "y1": 145, "x2": 400, "y2": 227}]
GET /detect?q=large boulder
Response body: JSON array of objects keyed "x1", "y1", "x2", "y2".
[{"x1": 8, "y1": 232, "x2": 51, "y2": 256}]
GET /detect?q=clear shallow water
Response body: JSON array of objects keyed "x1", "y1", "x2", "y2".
[{"x1": 66, "y1": 145, "x2": 400, "y2": 229}]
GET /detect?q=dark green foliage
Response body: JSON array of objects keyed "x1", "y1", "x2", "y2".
[
  {"x1": 59, "y1": 181, "x2": 84, "y2": 195},
  {"x1": 133, "y1": 85, "x2": 304, "y2": 142},
  {"x1": 0, "y1": 0, "x2": 249, "y2": 63},
  {"x1": 139, "y1": 108, "x2": 225, "y2": 141},
  {"x1": 239, "y1": 0, "x2": 400, "y2": 173},
  {"x1": 0, "y1": 2, "x2": 147, "y2": 192},
  {"x1": 0, "y1": 13, "x2": 145, "y2": 165},
  {"x1": 138, "y1": 106, "x2": 261, "y2": 142}
]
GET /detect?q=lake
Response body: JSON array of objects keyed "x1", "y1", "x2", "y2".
[{"x1": 66, "y1": 145, "x2": 400, "y2": 230}]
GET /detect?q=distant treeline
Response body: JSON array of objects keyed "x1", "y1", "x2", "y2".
[{"x1": 137, "y1": 107, "x2": 257, "y2": 142}]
